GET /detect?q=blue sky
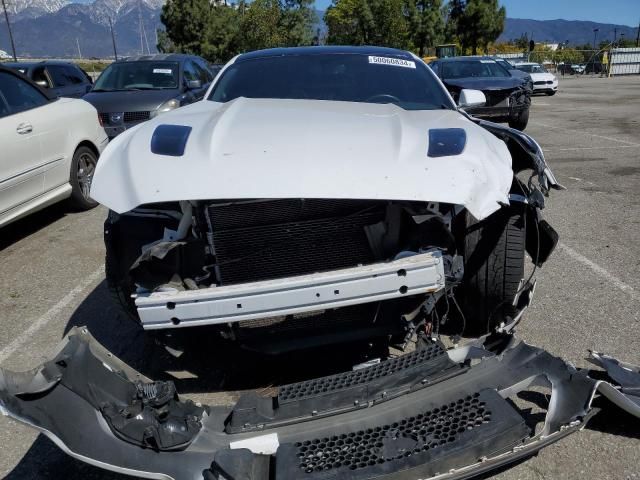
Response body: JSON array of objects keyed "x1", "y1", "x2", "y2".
[{"x1": 314, "y1": 0, "x2": 640, "y2": 27}]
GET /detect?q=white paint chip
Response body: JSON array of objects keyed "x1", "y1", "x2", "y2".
[{"x1": 230, "y1": 433, "x2": 279, "y2": 455}]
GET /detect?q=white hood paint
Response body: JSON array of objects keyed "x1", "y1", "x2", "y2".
[{"x1": 91, "y1": 98, "x2": 513, "y2": 220}]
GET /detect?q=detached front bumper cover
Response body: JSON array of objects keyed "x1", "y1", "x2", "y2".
[{"x1": 1, "y1": 327, "x2": 638, "y2": 480}]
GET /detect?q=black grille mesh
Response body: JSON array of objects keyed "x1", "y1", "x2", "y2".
[
  {"x1": 278, "y1": 342, "x2": 446, "y2": 402},
  {"x1": 294, "y1": 392, "x2": 491, "y2": 473},
  {"x1": 207, "y1": 200, "x2": 384, "y2": 285},
  {"x1": 123, "y1": 111, "x2": 151, "y2": 123}
]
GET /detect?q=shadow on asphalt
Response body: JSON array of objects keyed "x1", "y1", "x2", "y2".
[{"x1": 0, "y1": 203, "x2": 68, "y2": 251}]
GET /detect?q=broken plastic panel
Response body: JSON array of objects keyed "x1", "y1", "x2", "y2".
[{"x1": 1, "y1": 327, "x2": 638, "y2": 480}]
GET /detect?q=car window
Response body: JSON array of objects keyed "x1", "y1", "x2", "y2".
[
  {"x1": 516, "y1": 64, "x2": 547, "y2": 74},
  {"x1": 194, "y1": 59, "x2": 213, "y2": 82},
  {"x1": 93, "y1": 61, "x2": 179, "y2": 91},
  {"x1": 47, "y1": 65, "x2": 71, "y2": 87},
  {"x1": 0, "y1": 92, "x2": 9, "y2": 118},
  {"x1": 0, "y1": 71, "x2": 49, "y2": 114},
  {"x1": 183, "y1": 61, "x2": 200, "y2": 83},
  {"x1": 440, "y1": 60, "x2": 510, "y2": 79},
  {"x1": 64, "y1": 65, "x2": 86, "y2": 84},
  {"x1": 209, "y1": 53, "x2": 454, "y2": 111}
]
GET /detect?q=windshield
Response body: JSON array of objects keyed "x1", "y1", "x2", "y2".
[
  {"x1": 209, "y1": 53, "x2": 453, "y2": 111},
  {"x1": 495, "y1": 59, "x2": 514, "y2": 69},
  {"x1": 516, "y1": 64, "x2": 547, "y2": 74},
  {"x1": 439, "y1": 60, "x2": 510, "y2": 79},
  {"x1": 93, "y1": 61, "x2": 179, "y2": 91}
]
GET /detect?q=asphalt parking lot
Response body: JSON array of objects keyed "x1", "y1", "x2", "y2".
[{"x1": 0, "y1": 75, "x2": 639, "y2": 479}]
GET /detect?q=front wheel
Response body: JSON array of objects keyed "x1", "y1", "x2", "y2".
[
  {"x1": 508, "y1": 108, "x2": 529, "y2": 131},
  {"x1": 461, "y1": 205, "x2": 526, "y2": 334},
  {"x1": 69, "y1": 146, "x2": 98, "y2": 210}
]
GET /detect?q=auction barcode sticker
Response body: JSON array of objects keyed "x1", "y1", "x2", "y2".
[
  {"x1": 153, "y1": 68, "x2": 173, "y2": 74},
  {"x1": 368, "y1": 56, "x2": 416, "y2": 69}
]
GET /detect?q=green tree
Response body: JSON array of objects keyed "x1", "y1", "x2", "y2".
[
  {"x1": 443, "y1": 0, "x2": 463, "y2": 44},
  {"x1": 280, "y1": 0, "x2": 317, "y2": 46},
  {"x1": 324, "y1": 0, "x2": 408, "y2": 48},
  {"x1": 237, "y1": 0, "x2": 284, "y2": 51},
  {"x1": 406, "y1": 0, "x2": 444, "y2": 57},
  {"x1": 457, "y1": 0, "x2": 505, "y2": 55},
  {"x1": 160, "y1": 0, "x2": 214, "y2": 57}
]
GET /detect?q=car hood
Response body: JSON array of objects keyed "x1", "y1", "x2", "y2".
[
  {"x1": 83, "y1": 89, "x2": 179, "y2": 112},
  {"x1": 530, "y1": 72, "x2": 556, "y2": 81},
  {"x1": 443, "y1": 77, "x2": 525, "y2": 91},
  {"x1": 91, "y1": 98, "x2": 513, "y2": 220}
]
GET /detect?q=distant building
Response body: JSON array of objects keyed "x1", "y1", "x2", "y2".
[
  {"x1": 543, "y1": 43, "x2": 560, "y2": 51},
  {"x1": 0, "y1": 50, "x2": 11, "y2": 60}
]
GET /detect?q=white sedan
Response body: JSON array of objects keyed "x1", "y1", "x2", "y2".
[
  {"x1": 0, "y1": 65, "x2": 108, "y2": 227},
  {"x1": 515, "y1": 62, "x2": 559, "y2": 95}
]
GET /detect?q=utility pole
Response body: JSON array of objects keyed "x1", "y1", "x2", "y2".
[
  {"x1": 108, "y1": 16, "x2": 118, "y2": 61},
  {"x1": 593, "y1": 28, "x2": 599, "y2": 49},
  {"x1": 76, "y1": 38, "x2": 82, "y2": 58},
  {"x1": 613, "y1": 27, "x2": 617, "y2": 43},
  {"x1": 1, "y1": 0, "x2": 18, "y2": 62},
  {"x1": 138, "y1": 1, "x2": 143, "y2": 55},
  {"x1": 636, "y1": 19, "x2": 640, "y2": 47}
]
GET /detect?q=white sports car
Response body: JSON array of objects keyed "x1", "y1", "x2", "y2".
[
  {"x1": 0, "y1": 65, "x2": 108, "y2": 227},
  {"x1": 515, "y1": 62, "x2": 559, "y2": 95},
  {"x1": 92, "y1": 46, "x2": 562, "y2": 353}
]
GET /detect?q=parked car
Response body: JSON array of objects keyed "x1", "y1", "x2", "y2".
[
  {"x1": 83, "y1": 54, "x2": 214, "y2": 139},
  {"x1": 514, "y1": 62, "x2": 559, "y2": 95},
  {"x1": 92, "y1": 46, "x2": 561, "y2": 354},
  {"x1": 0, "y1": 66, "x2": 108, "y2": 227},
  {"x1": 429, "y1": 56, "x2": 532, "y2": 130},
  {"x1": 493, "y1": 57, "x2": 534, "y2": 89},
  {"x1": 4, "y1": 60, "x2": 93, "y2": 98}
]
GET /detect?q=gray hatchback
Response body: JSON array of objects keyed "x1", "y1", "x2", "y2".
[{"x1": 83, "y1": 54, "x2": 213, "y2": 139}]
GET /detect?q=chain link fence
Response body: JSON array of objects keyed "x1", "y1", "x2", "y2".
[{"x1": 493, "y1": 47, "x2": 640, "y2": 76}]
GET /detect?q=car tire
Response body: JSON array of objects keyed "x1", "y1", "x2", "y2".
[
  {"x1": 461, "y1": 205, "x2": 526, "y2": 334},
  {"x1": 69, "y1": 146, "x2": 99, "y2": 210},
  {"x1": 508, "y1": 108, "x2": 529, "y2": 131},
  {"x1": 546, "y1": 91, "x2": 557, "y2": 96},
  {"x1": 105, "y1": 246, "x2": 140, "y2": 323}
]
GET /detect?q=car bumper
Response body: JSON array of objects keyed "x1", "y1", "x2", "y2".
[
  {"x1": 532, "y1": 81, "x2": 558, "y2": 93},
  {"x1": 135, "y1": 251, "x2": 446, "y2": 330},
  {"x1": 466, "y1": 104, "x2": 527, "y2": 120},
  {"x1": 1, "y1": 327, "x2": 638, "y2": 480}
]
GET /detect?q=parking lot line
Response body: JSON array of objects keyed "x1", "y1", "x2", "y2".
[
  {"x1": 545, "y1": 145, "x2": 639, "y2": 152},
  {"x1": 559, "y1": 243, "x2": 639, "y2": 302},
  {"x1": 531, "y1": 121, "x2": 640, "y2": 147},
  {"x1": 0, "y1": 267, "x2": 105, "y2": 364}
]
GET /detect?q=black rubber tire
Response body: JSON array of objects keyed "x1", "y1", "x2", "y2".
[
  {"x1": 105, "y1": 245, "x2": 140, "y2": 322},
  {"x1": 69, "y1": 146, "x2": 99, "y2": 210},
  {"x1": 508, "y1": 107, "x2": 529, "y2": 131},
  {"x1": 546, "y1": 91, "x2": 557, "y2": 96},
  {"x1": 461, "y1": 206, "x2": 526, "y2": 334}
]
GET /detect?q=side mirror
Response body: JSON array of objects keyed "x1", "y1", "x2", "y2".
[
  {"x1": 186, "y1": 79, "x2": 202, "y2": 90},
  {"x1": 458, "y1": 89, "x2": 486, "y2": 108},
  {"x1": 35, "y1": 80, "x2": 49, "y2": 88}
]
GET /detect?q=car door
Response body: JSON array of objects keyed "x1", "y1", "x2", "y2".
[
  {"x1": 64, "y1": 65, "x2": 91, "y2": 97},
  {"x1": 0, "y1": 71, "x2": 49, "y2": 217},
  {"x1": 46, "y1": 64, "x2": 75, "y2": 98}
]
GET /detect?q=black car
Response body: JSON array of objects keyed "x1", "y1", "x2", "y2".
[
  {"x1": 430, "y1": 56, "x2": 531, "y2": 130},
  {"x1": 83, "y1": 54, "x2": 214, "y2": 139},
  {"x1": 493, "y1": 57, "x2": 534, "y2": 90},
  {"x1": 4, "y1": 61, "x2": 93, "y2": 98}
]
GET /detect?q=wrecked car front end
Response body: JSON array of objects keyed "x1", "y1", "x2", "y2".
[{"x1": 1, "y1": 328, "x2": 638, "y2": 480}]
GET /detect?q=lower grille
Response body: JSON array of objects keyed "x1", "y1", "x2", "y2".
[
  {"x1": 483, "y1": 90, "x2": 511, "y2": 106},
  {"x1": 534, "y1": 81, "x2": 545, "y2": 85},
  {"x1": 207, "y1": 200, "x2": 385, "y2": 285},
  {"x1": 275, "y1": 389, "x2": 529, "y2": 479},
  {"x1": 278, "y1": 341, "x2": 447, "y2": 403},
  {"x1": 124, "y1": 111, "x2": 151, "y2": 123}
]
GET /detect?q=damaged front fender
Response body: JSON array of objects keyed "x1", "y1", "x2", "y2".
[{"x1": 1, "y1": 328, "x2": 638, "y2": 480}]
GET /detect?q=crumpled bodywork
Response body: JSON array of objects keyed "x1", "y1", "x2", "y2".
[{"x1": 1, "y1": 327, "x2": 637, "y2": 480}]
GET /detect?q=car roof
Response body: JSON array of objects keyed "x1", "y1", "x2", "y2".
[
  {"x1": 3, "y1": 60, "x2": 79, "y2": 68},
  {"x1": 117, "y1": 54, "x2": 199, "y2": 63},
  {"x1": 236, "y1": 46, "x2": 415, "y2": 63},
  {"x1": 515, "y1": 62, "x2": 539, "y2": 66},
  {"x1": 433, "y1": 56, "x2": 499, "y2": 63}
]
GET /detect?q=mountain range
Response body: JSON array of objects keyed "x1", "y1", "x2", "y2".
[{"x1": 1, "y1": 0, "x2": 638, "y2": 59}]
